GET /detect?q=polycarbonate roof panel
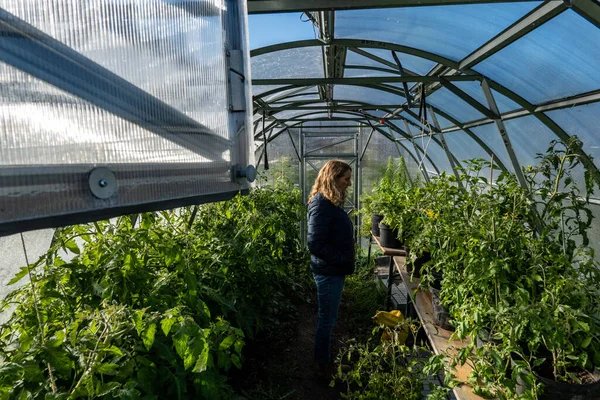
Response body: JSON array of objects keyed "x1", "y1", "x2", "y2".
[
  {"x1": 452, "y1": 81, "x2": 522, "y2": 114},
  {"x1": 427, "y1": 87, "x2": 484, "y2": 123},
  {"x1": 251, "y1": 47, "x2": 323, "y2": 79},
  {"x1": 345, "y1": 48, "x2": 437, "y2": 76},
  {"x1": 432, "y1": 112, "x2": 456, "y2": 130},
  {"x1": 474, "y1": 11, "x2": 600, "y2": 104},
  {"x1": 443, "y1": 130, "x2": 502, "y2": 179},
  {"x1": 262, "y1": 87, "x2": 318, "y2": 102},
  {"x1": 335, "y1": 3, "x2": 539, "y2": 62},
  {"x1": 249, "y1": 13, "x2": 316, "y2": 49},
  {"x1": 417, "y1": 139, "x2": 451, "y2": 173},
  {"x1": 334, "y1": 85, "x2": 405, "y2": 105},
  {"x1": 470, "y1": 123, "x2": 512, "y2": 173},
  {"x1": 504, "y1": 115, "x2": 588, "y2": 193},
  {"x1": 546, "y1": 103, "x2": 600, "y2": 169}
]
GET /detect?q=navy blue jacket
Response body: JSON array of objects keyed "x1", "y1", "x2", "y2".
[{"x1": 307, "y1": 192, "x2": 355, "y2": 276}]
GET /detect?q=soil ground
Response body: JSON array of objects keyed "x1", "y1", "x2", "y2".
[{"x1": 233, "y1": 288, "x2": 353, "y2": 400}]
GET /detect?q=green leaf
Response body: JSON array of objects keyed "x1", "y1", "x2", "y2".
[
  {"x1": 103, "y1": 345, "x2": 124, "y2": 357},
  {"x1": 219, "y1": 335, "x2": 236, "y2": 350},
  {"x1": 47, "y1": 331, "x2": 66, "y2": 348},
  {"x1": 133, "y1": 310, "x2": 145, "y2": 335},
  {"x1": 193, "y1": 344, "x2": 209, "y2": 373},
  {"x1": 581, "y1": 336, "x2": 592, "y2": 349},
  {"x1": 64, "y1": 240, "x2": 80, "y2": 254},
  {"x1": 95, "y1": 363, "x2": 119, "y2": 375},
  {"x1": 161, "y1": 317, "x2": 176, "y2": 337},
  {"x1": 231, "y1": 354, "x2": 242, "y2": 369},
  {"x1": 142, "y1": 323, "x2": 157, "y2": 351},
  {"x1": 97, "y1": 382, "x2": 121, "y2": 396},
  {"x1": 8, "y1": 267, "x2": 29, "y2": 285}
]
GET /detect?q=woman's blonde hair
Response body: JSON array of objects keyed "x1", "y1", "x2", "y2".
[{"x1": 308, "y1": 160, "x2": 352, "y2": 206}]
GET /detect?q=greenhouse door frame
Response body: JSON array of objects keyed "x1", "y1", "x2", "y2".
[{"x1": 299, "y1": 123, "x2": 360, "y2": 244}]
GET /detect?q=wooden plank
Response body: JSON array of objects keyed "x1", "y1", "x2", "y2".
[
  {"x1": 372, "y1": 234, "x2": 407, "y2": 256},
  {"x1": 393, "y1": 256, "x2": 483, "y2": 400}
]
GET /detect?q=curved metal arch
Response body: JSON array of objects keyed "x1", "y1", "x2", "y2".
[
  {"x1": 256, "y1": 108, "x2": 444, "y2": 176},
  {"x1": 255, "y1": 97, "x2": 509, "y2": 175},
  {"x1": 251, "y1": 38, "x2": 600, "y2": 184},
  {"x1": 255, "y1": 119, "x2": 441, "y2": 182}
]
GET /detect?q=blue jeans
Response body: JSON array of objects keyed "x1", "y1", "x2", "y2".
[{"x1": 313, "y1": 273, "x2": 345, "y2": 364}]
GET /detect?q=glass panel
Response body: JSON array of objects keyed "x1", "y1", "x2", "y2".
[
  {"x1": 470, "y1": 123, "x2": 513, "y2": 173},
  {"x1": 361, "y1": 128, "x2": 401, "y2": 192},
  {"x1": 453, "y1": 81, "x2": 522, "y2": 114},
  {"x1": 336, "y1": 3, "x2": 539, "y2": 61},
  {"x1": 427, "y1": 87, "x2": 484, "y2": 123},
  {"x1": 346, "y1": 48, "x2": 437, "y2": 76},
  {"x1": 249, "y1": 13, "x2": 316, "y2": 49},
  {"x1": 474, "y1": 11, "x2": 600, "y2": 104},
  {"x1": 334, "y1": 85, "x2": 405, "y2": 105},
  {"x1": 252, "y1": 47, "x2": 323, "y2": 79},
  {"x1": 546, "y1": 103, "x2": 600, "y2": 170}
]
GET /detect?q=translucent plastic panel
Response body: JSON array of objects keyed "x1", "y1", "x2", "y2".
[
  {"x1": 418, "y1": 139, "x2": 452, "y2": 174},
  {"x1": 306, "y1": 136, "x2": 356, "y2": 155},
  {"x1": 0, "y1": 0, "x2": 249, "y2": 235},
  {"x1": 431, "y1": 112, "x2": 455, "y2": 130},
  {"x1": 506, "y1": 116, "x2": 588, "y2": 194},
  {"x1": 267, "y1": 90, "x2": 320, "y2": 103},
  {"x1": 334, "y1": 85, "x2": 405, "y2": 105},
  {"x1": 256, "y1": 128, "x2": 300, "y2": 186},
  {"x1": 475, "y1": 11, "x2": 600, "y2": 104},
  {"x1": 360, "y1": 128, "x2": 402, "y2": 192},
  {"x1": 427, "y1": 87, "x2": 484, "y2": 123},
  {"x1": 336, "y1": 3, "x2": 539, "y2": 62},
  {"x1": 1, "y1": 0, "x2": 231, "y2": 136},
  {"x1": 249, "y1": 13, "x2": 316, "y2": 49},
  {"x1": 252, "y1": 47, "x2": 323, "y2": 79},
  {"x1": 453, "y1": 81, "x2": 522, "y2": 114},
  {"x1": 443, "y1": 130, "x2": 502, "y2": 180},
  {"x1": 546, "y1": 103, "x2": 600, "y2": 169},
  {"x1": 345, "y1": 48, "x2": 436, "y2": 76},
  {"x1": 470, "y1": 123, "x2": 513, "y2": 173}
]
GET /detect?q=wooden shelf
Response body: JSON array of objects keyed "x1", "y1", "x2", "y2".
[
  {"x1": 372, "y1": 234, "x2": 407, "y2": 256},
  {"x1": 393, "y1": 256, "x2": 483, "y2": 400}
]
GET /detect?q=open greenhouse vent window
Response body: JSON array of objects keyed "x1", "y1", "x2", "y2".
[{"x1": 0, "y1": 0, "x2": 255, "y2": 236}]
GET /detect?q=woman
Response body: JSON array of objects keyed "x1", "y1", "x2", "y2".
[{"x1": 307, "y1": 160, "x2": 355, "y2": 379}]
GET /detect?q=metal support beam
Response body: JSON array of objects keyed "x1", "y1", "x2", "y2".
[
  {"x1": 247, "y1": 0, "x2": 539, "y2": 14},
  {"x1": 571, "y1": 0, "x2": 600, "y2": 30},
  {"x1": 480, "y1": 80, "x2": 527, "y2": 187},
  {"x1": 253, "y1": 76, "x2": 481, "y2": 86},
  {"x1": 440, "y1": 78, "x2": 499, "y2": 120},
  {"x1": 305, "y1": 153, "x2": 358, "y2": 159},
  {"x1": 430, "y1": 110, "x2": 464, "y2": 188},
  {"x1": 286, "y1": 129, "x2": 301, "y2": 161},
  {"x1": 305, "y1": 136, "x2": 355, "y2": 155},
  {"x1": 403, "y1": 121, "x2": 430, "y2": 183},
  {"x1": 360, "y1": 128, "x2": 375, "y2": 161}
]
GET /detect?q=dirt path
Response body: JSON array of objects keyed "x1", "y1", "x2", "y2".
[{"x1": 235, "y1": 289, "x2": 351, "y2": 400}]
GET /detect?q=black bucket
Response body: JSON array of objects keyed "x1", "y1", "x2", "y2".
[
  {"x1": 371, "y1": 214, "x2": 384, "y2": 236},
  {"x1": 514, "y1": 360, "x2": 600, "y2": 399},
  {"x1": 378, "y1": 222, "x2": 402, "y2": 248}
]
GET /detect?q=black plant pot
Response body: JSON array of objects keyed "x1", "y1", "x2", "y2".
[
  {"x1": 406, "y1": 251, "x2": 431, "y2": 278},
  {"x1": 378, "y1": 222, "x2": 402, "y2": 248},
  {"x1": 513, "y1": 358, "x2": 600, "y2": 399},
  {"x1": 371, "y1": 214, "x2": 384, "y2": 236},
  {"x1": 429, "y1": 285, "x2": 453, "y2": 331}
]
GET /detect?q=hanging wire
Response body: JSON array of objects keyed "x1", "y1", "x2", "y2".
[{"x1": 20, "y1": 233, "x2": 58, "y2": 393}]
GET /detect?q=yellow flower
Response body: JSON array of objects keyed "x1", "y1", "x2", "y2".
[{"x1": 425, "y1": 209, "x2": 439, "y2": 219}]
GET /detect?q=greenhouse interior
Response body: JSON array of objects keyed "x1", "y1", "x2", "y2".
[{"x1": 1, "y1": 0, "x2": 600, "y2": 399}]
